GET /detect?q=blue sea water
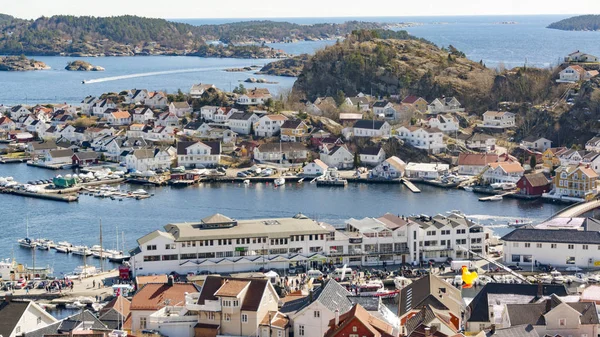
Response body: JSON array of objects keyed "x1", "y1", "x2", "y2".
[{"x1": 2, "y1": 15, "x2": 600, "y2": 105}]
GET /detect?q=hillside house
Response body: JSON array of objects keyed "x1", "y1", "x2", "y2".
[
  {"x1": 169, "y1": 101, "x2": 192, "y2": 117},
  {"x1": 370, "y1": 156, "x2": 406, "y2": 180},
  {"x1": 359, "y1": 147, "x2": 386, "y2": 167},
  {"x1": 237, "y1": 88, "x2": 272, "y2": 105},
  {"x1": 482, "y1": 111, "x2": 515, "y2": 129},
  {"x1": 320, "y1": 144, "x2": 354, "y2": 169},
  {"x1": 177, "y1": 141, "x2": 221, "y2": 168},
  {"x1": 396, "y1": 126, "x2": 446, "y2": 153},
  {"x1": 353, "y1": 120, "x2": 391, "y2": 138},
  {"x1": 254, "y1": 114, "x2": 288, "y2": 137},
  {"x1": 303, "y1": 159, "x2": 329, "y2": 176},
  {"x1": 401, "y1": 95, "x2": 428, "y2": 113},
  {"x1": 189, "y1": 83, "x2": 215, "y2": 98},
  {"x1": 565, "y1": 50, "x2": 599, "y2": 63},
  {"x1": 427, "y1": 97, "x2": 463, "y2": 114},
  {"x1": 280, "y1": 119, "x2": 309, "y2": 142},
  {"x1": 227, "y1": 112, "x2": 259, "y2": 135},
  {"x1": 253, "y1": 142, "x2": 308, "y2": 164}
]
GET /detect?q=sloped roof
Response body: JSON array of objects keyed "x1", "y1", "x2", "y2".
[
  {"x1": 202, "y1": 213, "x2": 235, "y2": 224},
  {"x1": 198, "y1": 276, "x2": 269, "y2": 312},
  {"x1": 0, "y1": 300, "x2": 30, "y2": 337},
  {"x1": 281, "y1": 119, "x2": 304, "y2": 129},
  {"x1": 458, "y1": 153, "x2": 498, "y2": 166},
  {"x1": 354, "y1": 119, "x2": 386, "y2": 130},
  {"x1": 501, "y1": 228, "x2": 600, "y2": 244},
  {"x1": 402, "y1": 96, "x2": 425, "y2": 104},
  {"x1": 521, "y1": 173, "x2": 550, "y2": 187},
  {"x1": 214, "y1": 280, "x2": 250, "y2": 297},
  {"x1": 131, "y1": 283, "x2": 199, "y2": 310},
  {"x1": 324, "y1": 303, "x2": 395, "y2": 337}
]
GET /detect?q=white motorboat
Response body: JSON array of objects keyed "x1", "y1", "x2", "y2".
[
  {"x1": 243, "y1": 179, "x2": 250, "y2": 185},
  {"x1": 489, "y1": 195, "x2": 503, "y2": 201},
  {"x1": 65, "y1": 301, "x2": 86, "y2": 309},
  {"x1": 502, "y1": 183, "x2": 517, "y2": 190},
  {"x1": 274, "y1": 177, "x2": 285, "y2": 187},
  {"x1": 490, "y1": 183, "x2": 503, "y2": 189},
  {"x1": 36, "y1": 241, "x2": 51, "y2": 250},
  {"x1": 394, "y1": 276, "x2": 412, "y2": 289},
  {"x1": 587, "y1": 274, "x2": 600, "y2": 283},
  {"x1": 66, "y1": 265, "x2": 97, "y2": 279},
  {"x1": 538, "y1": 273, "x2": 553, "y2": 284},
  {"x1": 55, "y1": 245, "x2": 70, "y2": 254},
  {"x1": 573, "y1": 273, "x2": 588, "y2": 283},
  {"x1": 507, "y1": 220, "x2": 533, "y2": 227},
  {"x1": 463, "y1": 186, "x2": 474, "y2": 192},
  {"x1": 493, "y1": 275, "x2": 506, "y2": 283},
  {"x1": 553, "y1": 275, "x2": 567, "y2": 284},
  {"x1": 107, "y1": 253, "x2": 131, "y2": 263},
  {"x1": 453, "y1": 275, "x2": 463, "y2": 286},
  {"x1": 132, "y1": 189, "x2": 148, "y2": 195},
  {"x1": 57, "y1": 241, "x2": 72, "y2": 248},
  {"x1": 71, "y1": 246, "x2": 92, "y2": 256},
  {"x1": 18, "y1": 238, "x2": 36, "y2": 248},
  {"x1": 357, "y1": 280, "x2": 399, "y2": 299}
]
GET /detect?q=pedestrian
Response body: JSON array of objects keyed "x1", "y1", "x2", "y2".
[
  {"x1": 70, "y1": 283, "x2": 74, "y2": 292},
  {"x1": 93, "y1": 280, "x2": 96, "y2": 288}
]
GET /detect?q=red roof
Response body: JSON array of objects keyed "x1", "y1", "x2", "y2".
[
  {"x1": 130, "y1": 283, "x2": 197, "y2": 311},
  {"x1": 402, "y1": 95, "x2": 424, "y2": 104}
]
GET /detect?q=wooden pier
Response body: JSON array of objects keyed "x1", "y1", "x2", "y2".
[
  {"x1": 0, "y1": 157, "x2": 30, "y2": 164},
  {"x1": 401, "y1": 179, "x2": 421, "y2": 193},
  {"x1": 0, "y1": 188, "x2": 78, "y2": 202}
]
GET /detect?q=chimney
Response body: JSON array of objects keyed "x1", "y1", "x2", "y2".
[
  {"x1": 424, "y1": 327, "x2": 431, "y2": 337},
  {"x1": 309, "y1": 290, "x2": 314, "y2": 302},
  {"x1": 167, "y1": 275, "x2": 174, "y2": 287},
  {"x1": 334, "y1": 309, "x2": 340, "y2": 327},
  {"x1": 537, "y1": 283, "x2": 543, "y2": 297}
]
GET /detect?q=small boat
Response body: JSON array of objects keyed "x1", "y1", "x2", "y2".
[
  {"x1": 538, "y1": 273, "x2": 553, "y2": 284},
  {"x1": 393, "y1": 276, "x2": 412, "y2": 289},
  {"x1": 357, "y1": 280, "x2": 399, "y2": 299},
  {"x1": 526, "y1": 276, "x2": 538, "y2": 283},
  {"x1": 453, "y1": 275, "x2": 463, "y2": 286},
  {"x1": 107, "y1": 253, "x2": 130, "y2": 263},
  {"x1": 36, "y1": 242, "x2": 51, "y2": 250},
  {"x1": 274, "y1": 177, "x2": 285, "y2": 187},
  {"x1": 57, "y1": 241, "x2": 72, "y2": 248},
  {"x1": 507, "y1": 220, "x2": 533, "y2": 227},
  {"x1": 553, "y1": 275, "x2": 567, "y2": 284},
  {"x1": 66, "y1": 265, "x2": 97, "y2": 279},
  {"x1": 71, "y1": 246, "x2": 92, "y2": 256},
  {"x1": 18, "y1": 238, "x2": 36, "y2": 248},
  {"x1": 243, "y1": 179, "x2": 250, "y2": 185},
  {"x1": 132, "y1": 189, "x2": 148, "y2": 195},
  {"x1": 463, "y1": 186, "x2": 473, "y2": 192},
  {"x1": 297, "y1": 178, "x2": 304, "y2": 184},
  {"x1": 587, "y1": 274, "x2": 600, "y2": 283},
  {"x1": 489, "y1": 195, "x2": 503, "y2": 201},
  {"x1": 55, "y1": 245, "x2": 70, "y2": 254},
  {"x1": 490, "y1": 183, "x2": 503, "y2": 189},
  {"x1": 493, "y1": 275, "x2": 506, "y2": 283},
  {"x1": 65, "y1": 301, "x2": 86, "y2": 309},
  {"x1": 502, "y1": 183, "x2": 517, "y2": 190}
]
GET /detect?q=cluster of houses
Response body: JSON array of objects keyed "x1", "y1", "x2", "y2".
[{"x1": 558, "y1": 51, "x2": 600, "y2": 83}]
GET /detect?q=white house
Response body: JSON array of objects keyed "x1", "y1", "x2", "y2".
[
  {"x1": 404, "y1": 162, "x2": 449, "y2": 180},
  {"x1": 145, "y1": 91, "x2": 168, "y2": 108},
  {"x1": 395, "y1": 126, "x2": 446, "y2": 153},
  {"x1": 189, "y1": 83, "x2": 215, "y2": 98},
  {"x1": 459, "y1": 133, "x2": 497, "y2": 151},
  {"x1": 237, "y1": 88, "x2": 272, "y2": 105},
  {"x1": 286, "y1": 280, "x2": 353, "y2": 337},
  {"x1": 91, "y1": 99, "x2": 116, "y2": 117},
  {"x1": 370, "y1": 156, "x2": 406, "y2": 180},
  {"x1": 520, "y1": 136, "x2": 552, "y2": 152},
  {"x1": 0, "y1": 116, "x2": 16, "y2": 131},
  {"x1": 125, "y1": 148, "x2": 171, "y2": 172},
  {"x1": 372, "y1": 100, "x2": 397, "y2": 120},
  {"x1": 131, "y1": 107, "x2": 154, "y2": 124},
  {"x1": 155, "y1": 112, "x2": 180, "y2": 128},
  {"x1": 359, "y1": 147, "x2": 386, "y2": 167},
  {"x1": 482, "y1": 111, "x2": 516, "y2": 129},
  {"x1": 302, "y1": 159, "x2": 329, "y2": 176},
  {"x1": 43, "y1": 149, "x2": 74, "y2": 166},
  {"x1": 305, "y1": 97, "x2": 336, "y2": 116},
  {"x1": 125, "y1": 89, "x2": 149, "y2": 104},
  {"x1": 320, "y1": 144, "x2": 354, "y2": 169},
  {"x1": 177, "y1": 141, "x2": 221, "y2": 168},
  {"x1": 426, "y1": 114, "x2": 459, "y2": 133},
  {"x1": 565, "y1": 50, "x2": 599, "y2": 63},
  {"x1": 559, "y1": 65, "x2": 587, "y2": 82},
  {"x1": 254, "y1": 114, "x2": 288, "y2": 137},
  {"x1": 344, "y1": 96, "x2": 370, "y2": 112},
  {"x1": 200, "y1": 106, "x2": 219, "y2": 121},
  {"x1": 9, "y1": 105, "x2": 31, "y2": 119},
  {"x1": 586, "y1": 136, "x2": 600, "y2": 153},
  {"x1": 0, "y1": 299, "x2": 57, "y2": 337},
  {"x1": 227, "y1": 112, "x2": 259, "y2": 135},
  {"x1": 169, "y1": 101, "x2": 192, "y2": 117},
  {"x1": 253, "y1": 142, "x2": 308, "y2": 164},
  {"x1": 352, "y1": 120, "x2": 391, "y2": 138},
  {"x1": 107, "y1": 110, "x2": 132, "y2": 126},
  {"x1": 457, "y1": 153, "x2": 499, "y2": 176},
  {"x1": 482, "y1": 162, "x2": 525, "y2": 184},
  {"x1": 427, "y1": 97, "x2": 463, "y2": 114},
  {"x1": 80, "y1": 96, "x2": 97, "y2": 115}
]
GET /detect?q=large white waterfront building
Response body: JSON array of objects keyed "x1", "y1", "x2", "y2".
[{"x1": 130, "y1": 212, "x2": 490, "y2": 277}]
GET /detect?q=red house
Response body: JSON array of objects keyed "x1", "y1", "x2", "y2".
[
  {"x1": 516, "y1": 172, "x2": 551, "y2": 196},
  {"x1": 72, "y1": 151, "x2": 100, "y2": 167},
  {"x1": 324, "y1": 304, "x2": 397, "y2": 337}
]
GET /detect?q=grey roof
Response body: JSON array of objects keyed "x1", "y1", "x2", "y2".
[
  {"x1": 280, "y1": 279, "x2": 352, "y2": 314},
  {"x1": 257, "y1": 142, "x2": 307, "y2": 153},
  {"x1": 506, "y1": 295, "x2": 598, "y2": 326},
  {"x1": 0, "y1": 300, "x2": 29, "y2": 337},
  {"x1": 467, "y1": 283, "x2": 568, "y2": 323},
  {"x1": 73, "y1": 151, "x2": 99, "y2": 160},
  {"x1": 486, "y1": 324, "x2": 539, "y2": 337},
  {"x1": 360, "y1": 147, "x2": 382, "y2": 156},
  {"x1": 347, "y1": 296, "x2": 380, "y2": 311},
  {"x1": 177, "y1": 141, "x2": 221, "y2": 155},
  {"x1": 184, "y1": 120, "x2": 203, "y2": 130},
  {"x1": 228, "y1": 112, "x2": 255, "y2": 121},
  {"x1": 31, "y1": 141, "x2": 58, "y2": 151},
  {"x1": 405, "y1": 305, "x2": 437, "y2": 336},
  {"x1": 501, "y1": 228, "x2": 600, "y2": 244},
  {"x1": 281, "y1": 119, "x2": 304, "y2": 129},
  {"x1": 398, "y1": 274, "x2": 456, "y2": 317},
  {"x1": 373, "y1": 100, "x2": 390, "y2": 108},
  {"x1": 353, "y1": 119, "x2": 386, "y2": 130},
  {"x1": 49, "y1": 149, "x2": 74, "y2": 158},
  {"x1": 24, "y1": 310, "x2": 108, "y2": 337}
]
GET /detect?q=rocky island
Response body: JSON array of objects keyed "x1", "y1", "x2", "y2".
[
  {"x1": 256, "y1": 54, "x2": 309, "y2": 77},
  {"x1": 65, "y1": 60, "x2": 105, "y2": 71},
  {"x1": 548, "y1": 15, "x2": 600, "y2": 31},
  {"x1": 0, "y1": 55, "x2": 49, "y2": 71}
]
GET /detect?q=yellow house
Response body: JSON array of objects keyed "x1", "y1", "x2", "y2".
[
  {"x1": 542, "y1": 147, "x2": 567, "y2": 171},
  {"x1": 280, "y1": 119, "x2": 309, "y2": 142},
  {"x1": 401, "y1": 95, "x2": 429, "y2": 113},
  {"x1": 554, "y1": 165, "x2": 599, "y2": 200}
]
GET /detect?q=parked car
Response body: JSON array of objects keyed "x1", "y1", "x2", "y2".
[
  {"x1": 508, "y1": 265, "x2": 523, "y2": 271},
  {"x1": 565, "y1": 266, "x2": 582, "y2": 272},
  {"x1": 237, "y1": 172, "x2": 247, "y2": 178}
]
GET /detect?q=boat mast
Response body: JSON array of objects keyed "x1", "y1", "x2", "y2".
[
  {"x1": 99, "y1": 219, "x2": 103, "y2": 273},
  {"x1": 122, "y1": 231, "x2": 125, "y2": 256}
]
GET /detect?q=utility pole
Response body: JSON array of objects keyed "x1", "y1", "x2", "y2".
[{"x1": 99, "y1": 219, "x2": 104, "y2": 273}]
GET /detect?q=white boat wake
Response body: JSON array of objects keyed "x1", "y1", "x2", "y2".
[{"x1": 82, "y1": 66, "x2": 241, "y2": 84}]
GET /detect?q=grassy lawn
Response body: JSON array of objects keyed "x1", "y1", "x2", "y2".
[{"x1": 4, "y1": 152, "x2": 27, "y2": 158}]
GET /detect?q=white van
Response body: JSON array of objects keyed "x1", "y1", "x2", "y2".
[
  {"x1": 330, "y1": 267, "x2": 353, "y2": 281},
  {"x1": 307, "y1": 269, "x2": 323, "y2": 279}
]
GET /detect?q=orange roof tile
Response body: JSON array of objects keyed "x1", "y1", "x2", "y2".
[
  {"x1": 488, "y1": 162, "x2": 524, "y2": 173},
  {"x1": 111, "y1": 110, "x2": 131, "y2": 119},
  {"x1": 136, "y1": 274, "x2": 168, "y2": 286},
  {"x1": 130, "y1": 283, "x2": 197, "y2": 311}
]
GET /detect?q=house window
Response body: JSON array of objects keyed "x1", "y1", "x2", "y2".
[
  {"x1": 512, "y1": 255, "x2": 520, "y2": 263},
  {"x1": 224, "y1": 313, "x2": 231, "y2": 322},
  {"x1": 208, "y1": 312, "x2": 215, "y2": 320},
  {"x1": 551, "y1": 244, "x2": 557, "y2": 249},
  {"x1": 559, "y1": 318, "x2": 566, "y2": 326},
  {"x1": 566, "y1": 257, "x2": 575, "y2": 264},
  {"x1": 583, "y1": 245, "x2": 588, "y2": 250},
  {"x1": 277, "y1": 331, "x2": 282, "y2": 337},
  {"x1": 146, "y1": 245, "x2": 156, "y2": 251},
  {"x1": 165, "y1": 244, "x2": 176, "y2": 250},
  {"x1": 314, "y1": 310, "x2": 320, "y2": 318},
  {"x1": 536, "y1": 243, "x2": 542, "y2": 248},
  {"x1": 140, "y1": 317, "x2": 147, "y2": 329},
  {"x1": 233, "y1": 300, "x2": 239, "y2": 307},
  {"x1": 353, "y1": 326, "x2": 358, "y2": 332},
  {"x1": 299, "y1": 325, "x2": 305, "y2": 336},
  {"x1": 242, "y1": 314, "x2": 248, "y2": 323},
  {"x1": 568, "y1": 244, "x2": 574, "y2": 249},
  {"x1": 524, "y1": 243, "x2": 531, "y2": 248}
]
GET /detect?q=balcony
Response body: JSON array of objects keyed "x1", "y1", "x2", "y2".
[
  {"x1": 149, "y1": 307, "x2": 199, "y2": 325},
  {"x1": 188, "y1": 299, "x2": 221, "y2": 312},
  {"x1": 421, "y1": 246, "x2": 453, "y2": 252}
]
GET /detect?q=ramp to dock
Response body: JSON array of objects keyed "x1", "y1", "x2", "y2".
[{"x1": 401, "y1": 179, "x2": 421, "y2": 193}]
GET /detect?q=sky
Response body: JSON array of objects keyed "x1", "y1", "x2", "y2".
[{"x1": 3, "y1": 0, "x2": 600, "y2": 20}]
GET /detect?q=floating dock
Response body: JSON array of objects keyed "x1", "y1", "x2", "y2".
[
  {"x1": 401, "y1": 179, "x2": 421, "y2": 193},
  {"x1": 0, "y1": 157, "x2": 30, "y2": 164},
  {"x1": 0, "y1": 188, "x2": 78, "y2": 202}
]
